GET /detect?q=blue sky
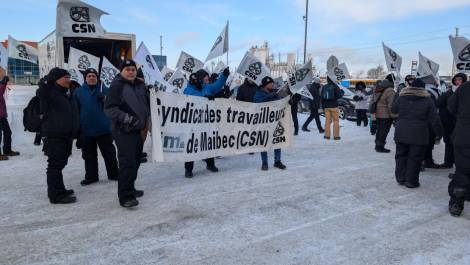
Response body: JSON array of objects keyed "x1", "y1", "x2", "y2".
[{"x1": 1, "y1": 0, "x2": 470, "y2": 76}]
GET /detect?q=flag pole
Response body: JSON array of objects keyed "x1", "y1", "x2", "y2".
[{"x1": 226, "y1": 20, "x2": 229, "y2": 67}]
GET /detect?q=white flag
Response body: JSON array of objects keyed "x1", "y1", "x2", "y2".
[
  {"x1": 100, "y1": 57, "x2": 119, "y2": 88},
  {"x1": 213, "y1": 61, "x2": 226, "y2": 74},
  {"x1": 417, "y1": 52, "x2": 439, "y2": 83},
  {"x1": 161, "y1": 66, "x2": 175, "y2": 81},
  {"x1": 134, "y1": 42, "x2": 164, "y2": 85},
  {"x1": 288, "y1": 60, "x2": 313, "y2": 99},
  {"x1": 176, "y1": 51, "x2": 204, "y2": 77},
  {"x1": 64, "y1": 63, "x2": 84, "y2": 85},
  {"x1": 68, "y1": 47, "x2": 100, "y2": 72},
  {"x1": 8, "y1": 35, "x2": 38, "y2": 64},
  {"x1": 382, "y1": 42, "x2": 402, "y2": 74},
  {"x1": 449, "y1": 35, "x2": 470, "y2": 73},
  {"x1": 0, "y1": 44, "x2": 8, "y2": 70},
  {"x1": 167, "y1": 68, "x2": 188, "y2": 91},
  {"x1": 56, "y1": 0, "x2": 108, "y2": 38},
  {"x1": 206, "y1": 22, "x2": 229, "y2": 62},
  {"x1": 236, "y1": 51, "x2": 271, "y2": 86},
  {"x1": 327, "y1": 55, "x2": 350, "y2": 84}
]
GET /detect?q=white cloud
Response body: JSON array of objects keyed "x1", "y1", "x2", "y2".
[{"x1": 174, "y1": 32, "x2": 201, "y2": 47}]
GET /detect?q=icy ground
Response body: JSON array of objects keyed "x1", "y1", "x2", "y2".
[{"x1": 1, "y1": 86, "x2": 470, "y2": 265}]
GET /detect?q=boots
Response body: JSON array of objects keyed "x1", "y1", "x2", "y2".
[
  {"x1": 0, "y1": 155, "x2": 8, "y2": 161},
  {"x1": 302, "y1": 126, "x2": 310, "y2": 132},
  {"x1": 449, "y1": 188, "x2": 466, "y2": 217},
  {"x1": 274, "y1": 161, "x2": 286, "y2": 170},
  {"x1": 375, "y1": 146, "x2": 391, "y2": 153},
  {"x1": 261, "y1": 162, "x2": 268, "y2": 171},
  {"x1": 4, "y1": 150, "x2": 20, "y2": 156}
]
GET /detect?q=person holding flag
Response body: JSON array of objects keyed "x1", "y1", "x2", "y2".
[
  {"x1": 75, "y1": 68, "x2": 119, "y2": 186},
  {"x1": 183, "y1": 68, "x2": 230, "y2": 178}
]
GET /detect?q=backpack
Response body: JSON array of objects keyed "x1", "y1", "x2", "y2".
[
  {"x1": 321, "y1": 84, "x2": 336, "y2": 100},
  {"x1": 23, "y1": 95, "x2": 42, "y2": 132},
  {"x1": 369, "y1": 92, "x2": 383, "y2": 114}
]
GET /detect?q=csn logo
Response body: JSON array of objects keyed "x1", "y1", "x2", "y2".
[
  {"x1": 457, "y1": 43, "x2": 470, "y2": 71},
  {"x1": 70, "y1": 7, "x2": 96, "y2": 33},
  {"x1": 163, "y1": 134, "x2": 185, "y2": 153},
  {"x1": 388, "y1": 49, "x2": 398, "y2": 70},
  {"x1": 182, "y1": 58, "x2": 196, "y2": 73},
  {"x1": 16, "y1": 45, "x2": 32, "y2": 60},
  {"x1": 272, "y1": 122, "x2": 286, "y2": 144},
  {"x1": 77, "y1": 55, "x2": 91, "y2": 71},
  {"x1": 245, "y1": 62, "x2": 262, "y2": 81},
  {"x1": 172, "y1": 78, "x2": 185, "y2": 89},
  {"x1": 101, "y1": 67, "x2": 119, "y2": 87}
]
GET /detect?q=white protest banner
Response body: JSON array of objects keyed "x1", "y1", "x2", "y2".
[
  {"x1": 68, "y1": 46, "x2": 100, "y2": 72},
  {"x1": 100, "y1": 56, "x2": 119, "y2": 88},
  {"x1": 0, "y1": 44, "x2": 8, "y2": 71},
  {"x1": 161, "y1": 66, "x2": 174, "y2": 81},
  {"x1": 287, "y1": 60, "x2": 313, "y2": 99},
  {"x1": 150, "y1": 91, "x2": 293, "y2": 162},
  {"x1": 417, "y1": 52, "x2": 439, "y2": 84},
  {"x1": 176, "y1": 51, "x2": 204, "y2": 77},
  {"x1": 167, "y1": 68, "x2": 188, "y2": 92},
  {"x1": 206, "y1": 21, "x2": 229, "y2": 62},
  {"x1": 382, "y1": 42, "x2": 402, "y2": 74},
  {"x1": 450, "y1": 36, "x2": 470, "y2": 73},
  {"x1": 326, "y1": 55, "x2": 349, "y2": 84},
  {"x1": 8, "y1": 35, "x2": 38, "y2": 64},
  {"x1": 56, "y1": 0, "x2": 108, "y2": 38},
  {"x1": 213, "y1": 61, "x2": 226, "y2": 74},
  {"x1": 236, "y1": 51, "x2": 271, "y2": 86}
]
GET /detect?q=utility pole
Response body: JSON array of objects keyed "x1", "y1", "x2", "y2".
[
  {"x1": 160, "y1": 35, "x2": 163, "y2": 57},
  {"x1": 303, "y1": 0, "x2": 309, "y2": 64}
]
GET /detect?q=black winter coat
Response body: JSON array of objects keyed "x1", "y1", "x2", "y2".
[
  {"x1": 38, "y1": 83, "x2": 80, "y2": 138},
  {"x1": 236, "y1": 80, "x2": 257, "y2": 102},
  {"x1": 392, "y1": 87, "x2": 442, "y2": 146},
  {"x1": 448, "y1": 82, "x2": 470, "y2": 148},
  {"x1": 307, "y1": 83, "x2": 321, "y2": 110},
  {"x1": 436, "y1": 89, "x2": 456, "y2": 135}
]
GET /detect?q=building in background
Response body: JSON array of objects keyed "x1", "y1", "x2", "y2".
[
  {"x1": 1, "y1": 40, "x2": 40, "y2": 85},
  {"x1": 152, "y1": 55, "x2": 167, "y2": 71}
]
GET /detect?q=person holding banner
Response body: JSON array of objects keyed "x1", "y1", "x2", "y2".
[
  {"x1": 75, "y1": 68, "x2": 119, "y2": 186},
  {"x1": 104, "y1": 60, "x2": 150, "y2": 208},
  {"x1": 39, "y1": 68, "x2": 80, "y2": 204},
  {"x1": 254, "y1": 76, "x2": 287, "y2": 171},
  {"x1": 183, "y1": 68, "x2": 230, "y2": 178}
]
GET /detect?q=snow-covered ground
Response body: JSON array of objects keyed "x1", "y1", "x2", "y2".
[{"x1": 1, "y1": 86, "x2": 470, "y2": 265}]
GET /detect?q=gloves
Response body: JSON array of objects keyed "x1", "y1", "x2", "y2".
[
  {"x1": 206, "y1": 95, "x2": 215, "y2": 101},
  {"x1": 123, "y1": 114, "x2": 140, "y2": 132},
  {"x1": 435, "y1": 137, "x2": 442, "y2": 145},
  {"x1": 223, "y1": 67, "x2": 230, "y2": 77},
  {"x1": 97, "y1": 92, "x2": 106, "y2": 102}
]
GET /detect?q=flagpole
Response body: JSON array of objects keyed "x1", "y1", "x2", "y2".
[{"x1": 226, "y1": 20, "x2": 229, "y2": 67}]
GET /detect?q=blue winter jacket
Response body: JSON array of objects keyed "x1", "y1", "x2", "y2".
[
  {"x1": 253, "y1": 88, "x2": 280, "y2": 103},
  {"x1": 75, "y1": 82, "x2": 112, "y2": 137},
  {"x1": 183, "y1": 74, "x2": 228, "y2": 97}
]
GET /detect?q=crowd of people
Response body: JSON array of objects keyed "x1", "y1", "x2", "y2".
[{"x1": 0, "y1": 63, "x2": 469, "y2": 216}]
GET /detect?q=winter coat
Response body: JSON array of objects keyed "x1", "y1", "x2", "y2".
[
  {"x1": 448, "y1": 81, "x2": 470, "y2": 148},
  {"x1": 0, "y1": 76, "x2": 8, "y2": 118},
  {"x1": 353, "y1": 90, "x2": 369, "y2": 110},
  {"x1": 253, "y1": 88, "x2": 280, "y2": 103},
  {"x1": 104, "y1": 74, "x2": 150, "y2": 133},
  {"x1": 321, "y1": 82, "x2": 343, "y2": 109},
  {"x1": 372, "y1": 86, "x2": 396, "y2": 119},
  {"x1": 38, "y1": 82, "x2": 80, "y2": 138},
  {"x1": 183, "y1": 74, "x2": 228, "y2": 98},
  {"x1": 75, "y1": 82, "x2": 112, "y2": 137},
  {"x1": 392, "y1": 87, "x2": 442, "y2": 146},
  {"x1": 307, "y1": 83, "x2": 321, "y2": 110},
  {"x1": 236, "y1": 79, "x2": 257, "y2": 102},
  {"x1": 436, "y1": 89, "x2": 455, "y2": 137}
]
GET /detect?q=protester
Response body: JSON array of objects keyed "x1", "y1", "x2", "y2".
[
  {"x1": 104, "y1": 60, "x2": 150, "y2": 208},
  {"x1": 392, "y1": 78, "x2": 442, "y2": 188},
  {"x1": 422, "y1": 81, "x2": 442, "y2": 168},
  {"x1": 183, "y1": 68, "x2": 229, "y2": 178},
  {"x1": 236, "y1": 78, "x2": 257, "y2": 103},
  {"x1": 353, "y1": 81, "x2": 369, "y2": 127},
  {"x1": 290, "y1": 92, "x2": 301, "y2": 135},
  {"x1": 136, "y1": 68, "x2": 149, "y2": 164},
  {"x1": 321, "y1": 77, "x2": 343, "y2": 140},
  {"x1": 211, "y1": 73, "x2": 232, "y2": 99},
  {"x1": 302, "y1": 77, "x2": 324, "y2": 133},
  {"x1": 437, "y1": 73, "x2": 467, "y2": 170},
  {"x1": 404, "y1": 75, "x2": 416, "y2": 88},
  {"x1": 75, "y1": 68, "x2": 119, "y2": 186},
  {"x1": 253, "y1": 76, "x2": 287, "y2": 171},
  {"x1": 0, "y1": 75, "x2": 20, "y2": 161},
  {"x1": 447, "y1": 81, "x2": 470, "y2": 217},
  {"x1": 371, "y1": 79, "x2": 396, "y2": 153},
  {"x1": 38, "y1": 68, "x2": 80, "y2": 204}
]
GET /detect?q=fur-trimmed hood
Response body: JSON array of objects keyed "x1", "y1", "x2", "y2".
[{"x1": 399, "y1": 87, "x2": 430, "y2": 98}]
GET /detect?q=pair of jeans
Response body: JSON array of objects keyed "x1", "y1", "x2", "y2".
[{"x1": 261, "y1": 149, "x2": 281, "y2": 163}]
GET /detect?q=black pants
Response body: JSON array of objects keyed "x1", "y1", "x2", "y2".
[
  {"x1": 185, "y1": 158, "x2": 215, "y2": 172},
  {"x1": 395, "y1": 143, "x2": 427, "y2": 185},
  {"x1": 0, "y1": 117, "x2": 12, "y2": 154},
  {"x1": 443, "y1": 127, "x2": 454, "y2": 166},
  {"x1": 113, "y1": 131, "x2": 143, "y2": 202},
  {"x1": 303, "y1": 108, "x2": 323, "y2": 131},
  {"x1": 448, "y1": 147, "x2": 470, "y2": 204},
  {"x1": 34, "y1": 132, "x2": 42, "y2": 145},
  {"x1": 375, "y1": 118, "x2": 393, "y2": 148},
  {"x1": 43, "y1": 137, "x2": 73, "y2": 202},
  {"x1": 356, "y1": 110, "x2": 368, "y2": 127},
  {"x1": 291, "y1": 106, "x2": 299, "y2": 134},
  {"x1": 81, "y1": 134, "x2": 119, "y2": 181},
  {"x1": 424, "y1": 129, "x2": 436, "y2": 164}
]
